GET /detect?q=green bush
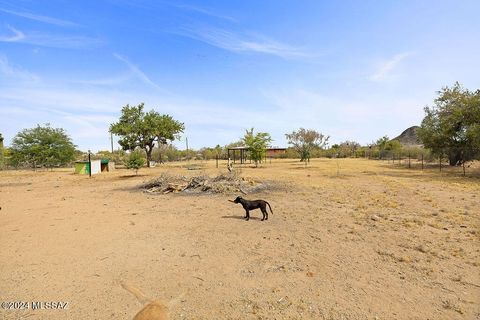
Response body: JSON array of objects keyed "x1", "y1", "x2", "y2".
[{"x1": 125, "y1": 150, "x2": 145, "y2": 175}]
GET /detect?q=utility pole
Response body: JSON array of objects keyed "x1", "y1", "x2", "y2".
[
  {"x1": 88, "y1": 149, "x2": 92, "y2": 178},
  {"x1": 185, "y1": 137, "x2": 189, "y2": 162},
  {"x1": 110, "y1": 133, "x2": 114, "y2": 153}
]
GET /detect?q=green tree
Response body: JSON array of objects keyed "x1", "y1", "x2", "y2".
[
  {"x1": 242, "y1": 128, "x2": 272, "y2": 167},
  {"x1": 385, "y1": 140, "x2": 402, "y2": 156},
  {"x1": 214, "y1": 144, "x2": 223, "y2": 158},
  {"x1": 152, "y1": 144, "x2": 181, "y2": 162},
  {"x1": 125, "y1": 150, "x2": 145, "y2": 175},
  {"x1": 10, "y1": 124, "x2": 76, "y2": 168},
  {"x1": 199, "y1": 145, "x2": 224, "y2": 160},
  {"x1": 375, "y1": 135, "x2": 389, "y2": 159},
  {"x1": 418, "y1": 82, "x2": 480, "y2": 165},
  {"x1": 109, "y1": 103, "x2": 184, "y2": 167},
  {"x1": 338, "y1": 140, "x2": 361, "y2": 157},
  {"x1": 285, "y1": 128, "x2": 329, "y2": 162}
]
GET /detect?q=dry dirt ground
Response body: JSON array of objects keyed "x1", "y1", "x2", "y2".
[{"x1": 0, "y1": 158, "x2": 479, "y2": 320}]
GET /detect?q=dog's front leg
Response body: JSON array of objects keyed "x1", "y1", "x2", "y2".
[{"x1": 245, "y1": 210, "x2": 250, "y2": 221}]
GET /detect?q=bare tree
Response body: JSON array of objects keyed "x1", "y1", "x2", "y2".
[{"x1": 285, "y1": 128, "x2": 329, "y2": 162}]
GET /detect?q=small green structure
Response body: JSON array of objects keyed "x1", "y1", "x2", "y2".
[
  {"x1": 75, "y1": 159, "x2": 113, "y2": 174},
  {"x1": 74, "y1": 161, "x2": 91, "y2": 174}
]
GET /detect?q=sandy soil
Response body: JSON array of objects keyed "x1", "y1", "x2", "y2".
[{"x1": 0, "y1": 158, "x2": 479, "y2": 320}]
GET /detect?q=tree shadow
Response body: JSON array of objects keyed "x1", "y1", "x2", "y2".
[{"x1": 118, "y1": 174, "x2": 147, "y2": 179}]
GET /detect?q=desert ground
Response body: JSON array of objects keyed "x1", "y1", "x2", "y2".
[{"x1": 0, "y1": 158, "x2": 479, "y2": 320}]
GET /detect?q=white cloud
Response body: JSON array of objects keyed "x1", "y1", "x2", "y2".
[
  {"x1": 114, "y1": 53, "x2": 162, "y2": 90},
  {"x1": 0, "y1": 55, "x2": 39, "y2": 82},
  {"x1": 0, "y1": 8, "x2": 78, "y2": 27},
  {"x1": 0, "y1": 25, "x2": 25, "y2": 42},
  {"x1": 0, "y1": 87, "x2": 126, "y2": 151},
  {"x1": 0, "y1": 24, "x2": 103, "y2": 48},
  {"x1": 0, "y1": 85, "x2": 133, "y2": 115},
  {"x1": 370, "y1": 52, "x2": 412, "y2": 81},
  {"x1": 171, "y1": 3, "x2": 237, "y2": 22},
  {"x1": 21, "y1": 31, "x2": 103, "y2": 49},
  {"x1": 72, "y1": 75, "x2": 131, "y2": 86},
  {"x1": 177, "y1": 26, "x2": 309, "y2": 59},
  {"x1": 261, "y1": 87, "x2": 426, "y2": 145}
]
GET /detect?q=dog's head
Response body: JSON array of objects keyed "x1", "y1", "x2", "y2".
[{"x1": 232, "y1": 196, "x2": 243, "y2": 203}]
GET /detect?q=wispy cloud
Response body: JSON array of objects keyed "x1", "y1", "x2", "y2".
[
  {"x1": 0, "y1": 54, "x2": 39, "y2": 82},
  {"x1": 114, "y1": 53, "x2": 162, "y2": 90},
  {"x1": 0, "y1": 24, "x2": 25, "y2": 42},
  {"x1": 72, "y1": 75, "x2": 131, "y2": 86},
  {"x1": 171, "y1": 3, "x2": 237, "y2": 22},
  {"x1": 370, "y1": 52, "x2": 412, "y2": 81},
  {"x1": 0, "y1": 84, "x2": 126, "y2": 151},
  {"x1": 261, "y1": 87, "x2": 425, "y2": 145},
  {"x1": 177, "y1": 26, "x2": 309, "y2": 59},
  {"x1": 0, "y1": 7, "x2": 78, "y2": 27},
  {"x1": 0, "y1": 24, "x2": 103, "y2": 48},
  {"x1": 23, "y1": 31, "x2": 103, "y2": 49}
]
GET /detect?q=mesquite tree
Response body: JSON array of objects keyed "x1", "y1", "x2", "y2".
[
  {"x1": 285, "y1": 128, "x2": 329, "y2": 162},
  {"x1": 242, "y1": 128, "x2": 272, "y2": 167},
  {"x1": 418, "y1": 82, "x2": 480, "y2": 165},
  {"x1": 10, "y1": 124, "x2": 76, "y2": 168},
  {"x1": 110, "y1": 103, "x2": 184, "y2": 167}
]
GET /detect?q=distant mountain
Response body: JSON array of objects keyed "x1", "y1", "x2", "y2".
[{"x1": 392, "y1": 126, "x2": 422, "y2": 146}]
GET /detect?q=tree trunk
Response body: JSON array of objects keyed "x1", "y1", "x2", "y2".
[
  {"x1": 448, "y1": 150, "x2": 462, "y2": 166},
  {"x1": 145, "y1": 144, "x2": 153, "y2": 167}
]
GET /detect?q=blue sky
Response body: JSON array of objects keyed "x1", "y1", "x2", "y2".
[{"x1": 1, "y1": 0, "x2": 479, "y2": 151}]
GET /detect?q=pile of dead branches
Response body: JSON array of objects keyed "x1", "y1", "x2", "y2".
[{"x1": 141, "y1": 172, "x2": 265, "y2": 194}]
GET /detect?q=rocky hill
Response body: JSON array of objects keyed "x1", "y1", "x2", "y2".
[{"x1": 392, "y1": 126, "x2": 422, "y2": 146}]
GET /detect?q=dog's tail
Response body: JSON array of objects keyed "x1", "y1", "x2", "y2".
[{"x1": 265, "y1": 201, "x2": 273, "y2": 215}]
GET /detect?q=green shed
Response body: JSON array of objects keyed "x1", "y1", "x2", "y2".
[
  {"x1": 74, "y1": 161, "x2": 90, "y2": 174},
  {"x1": 74, "y1": 160, "x2": 101, "y2": 175}
]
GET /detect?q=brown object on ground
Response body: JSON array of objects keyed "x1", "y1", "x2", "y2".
[
  {"x1": 141, "y1": 172, "x2": 264, "y2": 194},
  {"x1": 133, "y1": 302, "x2": 168, "y2": 320},
  {"x1": 121, "y1": 281, "x2": 168, "y2": 320}
]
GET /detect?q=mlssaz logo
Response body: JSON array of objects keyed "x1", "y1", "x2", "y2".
[{"x1": 31, "y1": 301, "x2": 69, "y2": 310}]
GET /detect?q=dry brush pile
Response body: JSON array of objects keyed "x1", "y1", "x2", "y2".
[{"x1": 140, "y1": 172, "x2": 273, "y2": 195}]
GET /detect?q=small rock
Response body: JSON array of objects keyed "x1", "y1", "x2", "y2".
[
  {"x1": 416, "y1": 244, "x2": 429, "y2": 253},
  {"x1": 371, "y1": 215, "x2": 380, "y2": 221}
]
